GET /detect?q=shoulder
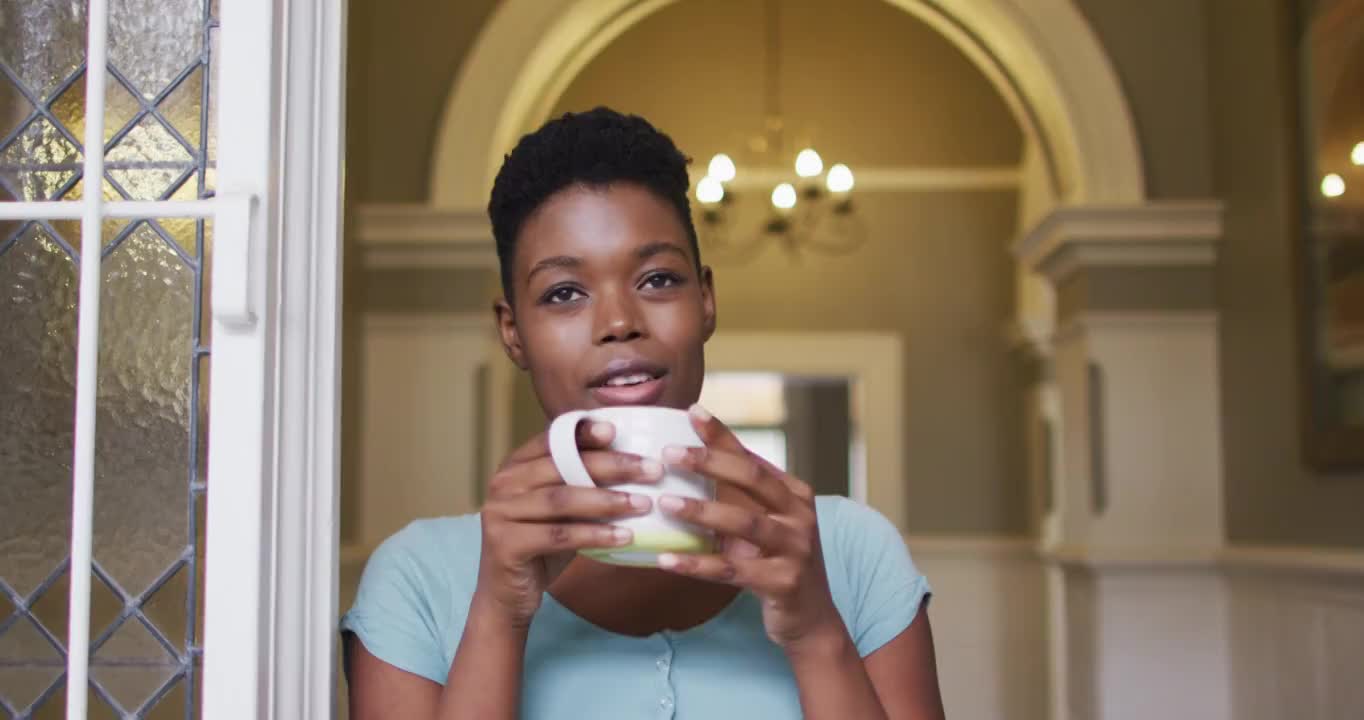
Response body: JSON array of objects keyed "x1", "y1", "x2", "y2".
[
  {"x1": 814, "y1": 496, "x2": 932, "y2": 658},
  {"x1": 362, "y1": 513, "x2": 482, "y2": 588},
  {"x1": 815, "y1": 495, "x2": 903, "y2": 550},
  {"x1": 340, "y1": 514, "x2": 482, "y2": 684}
]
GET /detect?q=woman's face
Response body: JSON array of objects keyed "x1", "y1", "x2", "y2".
[{"x1": 495, "y1": 183, "x2": 716, "y2": 419}]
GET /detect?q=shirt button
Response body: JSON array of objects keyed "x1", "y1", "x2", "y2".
[
  {"x1": 656, "y1": 657, "x2": 670, "y2": 671},
  {"x1": 659, "y1": 697, "x2": 674, "y2": 711}
]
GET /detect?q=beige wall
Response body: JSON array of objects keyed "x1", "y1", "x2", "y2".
[
  {"x1": 1072, "y1": 0, "x2": 1214, "y2": 199},
  {"x1": 1205, "y1": 0, "x2": 1364, "y2": 547}
]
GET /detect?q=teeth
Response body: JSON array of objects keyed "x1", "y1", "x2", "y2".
[{"x1": 605, "y1": 373, "x2": 652, "y2": 387}]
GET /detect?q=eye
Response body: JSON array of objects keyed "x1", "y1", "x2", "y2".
[
  {"x1": 640, "y1": 271, "x2": 683, "y2": 290},
  {"x1": 541, "y1": 285, "x2": 586, "y2": 305}
]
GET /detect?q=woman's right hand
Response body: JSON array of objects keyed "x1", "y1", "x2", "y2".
[{"x1": 474, "y1": 419, "x2": 660, "y2": 629}]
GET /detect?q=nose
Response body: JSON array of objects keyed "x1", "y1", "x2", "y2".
[{"x1": 594, "y1": 288, "x2": 646, "y2": 344}]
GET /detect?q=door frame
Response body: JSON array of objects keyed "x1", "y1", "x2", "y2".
[{"x1": 202, "y1": 0, "x2": 346, "y2": 717}]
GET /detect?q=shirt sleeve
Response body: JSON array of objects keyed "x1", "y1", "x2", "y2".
[
  {"x1": 827, "y1": 497, "x2": 932, "y2": 658},
  {"x1": 340, "y1": 522, "x2": 452, "y2": 685}
]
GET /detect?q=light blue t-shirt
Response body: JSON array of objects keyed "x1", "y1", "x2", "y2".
[{"x1": 341, "y1": 496, "x2": 930, "y2": 718}]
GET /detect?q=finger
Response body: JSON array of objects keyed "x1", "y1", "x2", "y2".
[
  {"x1": 686, "y1": 404, "x2": 747, "y2": 453},
  {"x1": 657, "y1": 495, "x2": 803, "y2": 554},
  {"x1": 661, "y1": 445, "x2": 791, "y2": 512},
  {"x1": 506, "y1": 522, "x2": 635, "y2": 561},
  {"x1": 657, "y1": 553, "x2": 801, "y2": 596},
  {"x1": 500, "y1": 419, "x2": 616, "y2": 468},
  {"x1": 494, "y1": 452, "x2": 664, "y2": 496},
  {"x1": 502, "y1": 485, "x2": 653, "y2": 521}
]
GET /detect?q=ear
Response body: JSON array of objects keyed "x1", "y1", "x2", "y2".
[
  {"x1": 700, "y1": 265, "x2": 717, "y2": 341},
  {"x1": 494, "y1": 297, "x2": 528, "y2": 370}
]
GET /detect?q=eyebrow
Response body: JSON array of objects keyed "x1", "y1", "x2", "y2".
[
  {"x1": 636, "y1": 241, "x2": 690, "y2": 263},
  {"x1": 525, "y1": 242, "x2": 690, "y2": 283},
  {"x1": 526, "y1": 255, "x2": 580, "y2": 283}
]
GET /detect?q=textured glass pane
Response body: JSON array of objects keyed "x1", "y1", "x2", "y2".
[
  {"x1": 0, "y1": 72, "x2": 32, "y2": 142},
  {"x1": 26, "y1": 569, "x2": 123, "y2": 654},
  {"x1": 158, "y1": 66, "x2": 203, "y2": 149},
  {"x1": 31, "y1": 688, "x2": 123, "y2": 720},
  {"x1": 0, "y1": 0, "x2": 86, "y2": 102},
  {"x1": 142, "y1": 564, "x2": 188, "y2": 649},
  {"x1": 109, "y1": 0, "x2": 203, "y2": 100},
  {"x1": 106, "y1": 116, "x2": 194, "y2": 201},
  {"x1": 52, "y1": 70, "x2": 143, "y2": 145},
  {"x1": 144, "y1": 675, "x2": 186, "y2": 719},
  {"x1": 91, "y1": 619, "x2": 177, "y2": 713},
  {"x1": 0, "y1": 226, "x2": 76, "y2": 600},
  {"x1": 93, "y1": 227, "x2": 192, "y2": 598},
  {"x1": 0, "y1": 617, "x2": 62, "y2": 712},
  {"x1": 0, "y1": 118, "x2": 82, "y2": 201}
]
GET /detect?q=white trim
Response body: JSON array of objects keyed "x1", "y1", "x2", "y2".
[
  {"x1": 1039, "y1": 542, "x2": 1364, "y2": 578},
  {"x1": 0, "y1": 198, "x2": 217, "y2": 220},
  {"x1": 269, "y1": 0, "x2": 346, "y2": 717},
  {"x1": 1220, "y1": 545, "x2": 1364, "y2": 580},
  {"x1": 1052, "y1": 310, "x2": 1220, "y2": 346},
  {"x1": 65, "y1": 0, "x2": 110, "y2": 714},
  {"x1": 354, "y1": 205, "x2": 494, "y2": 269},
  {"x1": 429, "y1": 0, "x2": 1143, "y2": 207},
  {"x1": 202, "y1": 0, "x2": 280, "y2": 716},
  {"x1": 203, "y1": 0, "x2": 347, "y2": 717},
  {"x1": 1013, "y1": 202, "x2": 1224, "y2": 283},
  {"x1": 703, "y1": 332, "x2": 907, "y2": 532}
]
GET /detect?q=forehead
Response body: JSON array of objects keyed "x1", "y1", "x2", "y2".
[{"x1": 515, "y1": 183, "x2": 692, "y2": 267}]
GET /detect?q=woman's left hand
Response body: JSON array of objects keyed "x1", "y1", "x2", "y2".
[{"x1": 656, "y1": 404, "x2": 847, "y2": 653}]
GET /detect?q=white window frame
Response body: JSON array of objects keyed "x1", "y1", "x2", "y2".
[{"x1": 0, "y1": 1, "x2": 346, "y2": 717}]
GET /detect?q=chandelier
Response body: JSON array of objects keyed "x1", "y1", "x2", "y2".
[{"x1": 693, "y1": 0, "x2": 865, "y2": 262}]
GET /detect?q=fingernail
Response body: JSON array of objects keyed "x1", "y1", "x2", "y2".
[
  {"x1": 590, "y1": 422, "x2": 613, "y2": 441},
  {"x1": 657, "y1": 553, "x2": 679, "y2": 569},
  {"x1": 661, "y1": 446, "x2": 688, "y2": 464},
  {"x1": 689, "y1": 404, "x2": 712, "y2": 422},
  {"x1": 612, "y1": 527, "x2": 633, "y2": 545},
  {"x1": 658, "y1": 495, "x2": 686, "y2": 513},
  {"x1": 640, "y1": 458, "x2": 664, "y2": 480},
  {"x1": 629, "y1": 494, "x2": 652, "y2": 512}
]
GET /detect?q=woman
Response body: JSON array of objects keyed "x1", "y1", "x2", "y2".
[{"x1": 343, "y1": 108, "x2": 946, "y2": 719}]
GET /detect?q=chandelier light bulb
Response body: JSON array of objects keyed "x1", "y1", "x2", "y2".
[
  {"x1": 696, "y1": 176, "x2": 725, "y2": 205},
  {"x1": 1322, "y1": 173, "x2": 1346, "y2": 198},
  {"x1": 1352, "y1": 141, "x2": 1364, "y2": 166},
  {"x1": 795, "y1": 148, "x2": 823, "y2": 178},
  {"x1": 826, "y1": 163, "x2": 855, "y2": 194},
  {"x1": 772, "y1": 182, "x2": 798, "y2": 211},
  {"x1": 708, "y1": 153, "x2": 737, "y2": 183}
]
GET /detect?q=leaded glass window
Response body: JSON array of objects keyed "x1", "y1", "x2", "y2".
[{"x1": 0, "y1": 1, "x2": 217, "y2": 717}]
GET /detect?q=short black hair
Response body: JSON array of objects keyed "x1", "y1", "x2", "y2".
[{"x1": 488, "y1": 107, "x2": 700, "y2": 299}]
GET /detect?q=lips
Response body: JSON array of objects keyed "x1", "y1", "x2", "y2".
[{"x1": 588, "y1": 358, "x2": 669, "y2": 406}]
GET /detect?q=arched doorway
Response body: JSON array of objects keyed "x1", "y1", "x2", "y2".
[{"x1": 428, "y1": 0, "x2": 1144, "y2": 209}]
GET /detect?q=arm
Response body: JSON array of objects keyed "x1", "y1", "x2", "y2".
[
  {"x1": 347, "y1": 422, "x2": 659, "y2": 719},
  {"x1": 346, "y1": 594, "x2": 531, "y2": 720},
  {"x1": 783, "y1": 603, "x2": 943, "y2": 720},
  {"x1": 657, "y1": 405, "x2": 945, "y2": 719}
]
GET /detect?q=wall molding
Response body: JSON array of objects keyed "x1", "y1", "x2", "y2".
[
  {"x1": 1051, "y1": 310, "x2": 1219, "y2": 346},
  {"x1": 1038, "y1": 541, "x2": 1364, "y2": 578},
  {"x1": 355, "y1": 204, "x2": 495, "y2": 269},
  {"x1": 1014, "y1": 201, "x2": 1224, "y2": 283}
]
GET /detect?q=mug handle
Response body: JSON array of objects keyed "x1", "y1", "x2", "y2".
[{"x1": 548, "y1": 410, "x2": 596, "y2": 488}]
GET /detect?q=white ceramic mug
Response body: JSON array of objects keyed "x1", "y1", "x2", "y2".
[{"x1": 548, "y1": 405, "x2": 714, "y2": 566}]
